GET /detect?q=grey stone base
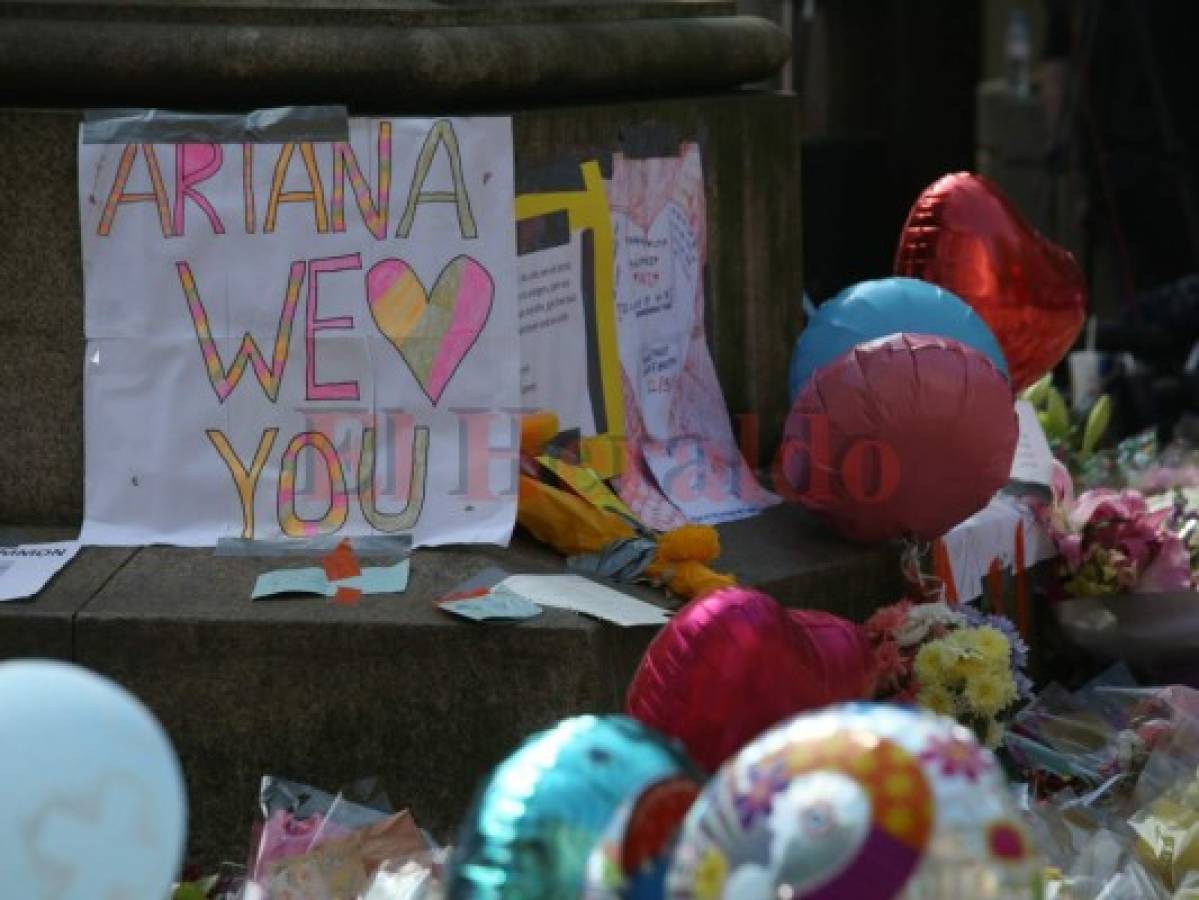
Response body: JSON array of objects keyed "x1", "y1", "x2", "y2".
[{"x1": 0, "y1": 505, "x2": 902, "y2": 865}]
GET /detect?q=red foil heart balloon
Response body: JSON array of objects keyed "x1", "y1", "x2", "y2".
[
  {"x1": 626, "y1": 587, "x2": 876, "y2": 772},
  {"x1": 895, "y1": 172, "x2": 1086, "y2": 390}
]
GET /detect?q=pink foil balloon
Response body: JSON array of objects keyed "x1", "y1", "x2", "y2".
[
  {"x1": 625, "y1": 587, "x2": 876, "y2": 773},
  {"x1": 780, "y1": 333, "x2": 1017, "y2": 543}
]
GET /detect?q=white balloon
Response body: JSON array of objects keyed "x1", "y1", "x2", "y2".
[{"x1": 0, "y1": 660, "x2": 187, "y2": 900}]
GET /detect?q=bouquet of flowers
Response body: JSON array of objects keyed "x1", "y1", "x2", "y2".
[
  {"x1": 1040, "y1": 484, "x2": 1194, "y2": 599},
  {"x1": 866, "y1": 599, "x2": 1032, "y2": 747}
]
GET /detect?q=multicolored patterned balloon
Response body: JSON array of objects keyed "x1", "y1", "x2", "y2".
[
  {"x1": 445, "y1": 715, "x2": 701, "y2": 899},
  {"x1": 666, "y1": 704, "x2": 1042, "y2": 899}
]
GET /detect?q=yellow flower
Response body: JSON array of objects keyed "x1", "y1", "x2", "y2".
[
  {"x1": 949, "y1": 651, "x2": 986, "y2": 680},
  {"x1": 983, "y1": 718, "x2": 1006, "y2": 750},
  {"x1": 970, "y1": 626, "x2": 1011, "y2": 665},
  {"x1": 917, "y1": 684, "x2": 957, "y2": 717},
  {"x1": 693, "y1": 848, "x2": 728, "y2": 900},
  {"x1": 914, "y1": 640, "x2": 956, "y2": 685},
  {"x1": 963, "y1": 670, "x2": 1017, "y2": 717},
  {"x1": 942, "y1": 629, "x2": 977, "y2": 652}
]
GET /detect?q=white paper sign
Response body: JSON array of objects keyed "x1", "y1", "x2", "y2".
[
  {"x1": 608, "y1": 145, "x2": 778, "y2": 527},
  {"x1": 517, "y1": 231, "x2": 597, "y2": 434},
  {"x1": 79, "y1": 118, "x2": 519, "y2": 547},
  {"x1": 613, "y1": 200, "x2": 698, "y2": 440},
  {"x1": 1009, "y1": 400, "x2": 1055, "y2": 487},
  {"x1": 0, "y1": 542, "x2": 81, "y2": 602},
  {"x1": 942, "y1": 495, "x2": 1056, "y2": 603}
]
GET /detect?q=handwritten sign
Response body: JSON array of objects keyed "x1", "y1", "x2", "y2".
[
  {"x1": 79, "y1": 117, "x2": 519, "y2": 547},
  {"x1": 608, "y1": 144, "x2": 777, "y2": 526}
]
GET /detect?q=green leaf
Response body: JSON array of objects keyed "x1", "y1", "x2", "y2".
[
  {"x1": 1044, "y1": 388, "x2": 1071, "y2": 440},
  {"x1": 1020, "y1": 373, "x2": 1052, "y2": 408},
  {"x1": 1080, "y1": 394, "x2": 1111, "y2": 458}
]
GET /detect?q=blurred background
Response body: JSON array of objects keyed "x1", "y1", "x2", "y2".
[{"x1": 744, "y1": 0, "x2": 1199, "y2": 443}]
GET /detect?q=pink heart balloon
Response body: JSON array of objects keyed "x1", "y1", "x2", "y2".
[{"x1": 626, "y1": 587, "x2": 876, "y2": 772}]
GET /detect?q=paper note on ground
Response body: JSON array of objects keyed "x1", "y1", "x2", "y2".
[
  {"x1": 1009, "y1": 400, "x2": 1055, "y2": 487},
  {"x1": 253, "y1": 559, "x2": 410, "y2": 599},
  {"x1": 0, "y1": 541, "x2": 82, "y2": 602},
  {"x1": 441, "y1": 592, "x2": 542, "y2": 622},
  {"x1": 607, "y1": 144, "x2": 778, "y2": 526},
  {"x1": 494, "y1": 574, "x2": 669, "y2": 627}
]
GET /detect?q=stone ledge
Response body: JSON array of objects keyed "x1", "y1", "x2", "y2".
[
  {"x1": 6, "y1": 1, "x2": 735, "y2": 27},
  {"x1": 0, "y1": 505, "x2": 901, "y2": 863},
  {"x1": 0, "y1": 13, "x2": 788, "y2": 108},
  {"x1": 0, "y1": 525, "x2": 132, "y2": 659},
  {"x1": 72, "y1": 541, "x2": 665, "y2": 863}
]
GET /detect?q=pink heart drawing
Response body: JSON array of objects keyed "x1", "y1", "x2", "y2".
[{"x1": 365, "y1": 255, "x2": 494, "y2": 405}]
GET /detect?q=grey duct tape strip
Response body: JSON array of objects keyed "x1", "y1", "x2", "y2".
[
  {"x1": 214, "y1": 534, "x2": 412, "y2": 558},
  {"x1": 81, "y1": 106, "x2": 350, "y2": 144}
]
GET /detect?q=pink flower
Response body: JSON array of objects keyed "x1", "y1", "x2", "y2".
[
  {"x1": 865, "y1": 600, "x2": 912, "y2": 642},
  {"x1": 1051, "y1": 460, "x2": 1074, "y2": 506},
  {"x1": 1068, "y1": 489, "x2": 1149, "y2": 532},
  {"x1": 1137, "y1": 532, "x2": 1194, "y2": 592},
  {"x1": 873, "y1": 639, "x2": 905, "y2": 693},
  {"x1": 1056, "y1": 532, "x2": 1084, "y2": 570},
  {"x1": 919, "y1": 734, "x2": 993, "y2": 782}
]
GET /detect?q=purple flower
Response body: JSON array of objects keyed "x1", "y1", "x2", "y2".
[{"x1": 1015, "y1": 671, "x2": 1035, "y2": 702}]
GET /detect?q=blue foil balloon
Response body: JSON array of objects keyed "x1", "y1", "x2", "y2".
[
  {"x1": 787, "y1": 277, "x2": 1009, "y2": 401},
  {"x1": 446, "y1": 715, "x2": 701, "y2": 899}
]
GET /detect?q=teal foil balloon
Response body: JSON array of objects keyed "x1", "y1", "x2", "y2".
[
  {"x1": 788, "y1": 277, "x2": 1009, "y2": 401},
  {"x1": 446, "y1": 715, "x2": 701, "y2": 899}
]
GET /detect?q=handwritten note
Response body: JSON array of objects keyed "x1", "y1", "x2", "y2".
[{"x1": 608, "y1": 144, "x2": 778, "y2": 526}]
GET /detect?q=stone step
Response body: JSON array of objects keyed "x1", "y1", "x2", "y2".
[{"x1": 0, "y1": 506, "x2": 902, "y2": 865}]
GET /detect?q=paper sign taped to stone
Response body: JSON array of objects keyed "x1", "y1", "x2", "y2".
[
  {"x1": 78, "y1": 117, "x2": 519, "y2": 547},
  {"x1": 607, "y1": 144, "x2": 778, "y2": 526}
]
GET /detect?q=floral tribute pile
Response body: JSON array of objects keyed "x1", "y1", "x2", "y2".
[
  {"x1": 866, "y1": 599, "x2": 1032, "y2": 748},
  {"x1": 1040, "y1": 473, "x2": 1195, "y2": 599}
]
